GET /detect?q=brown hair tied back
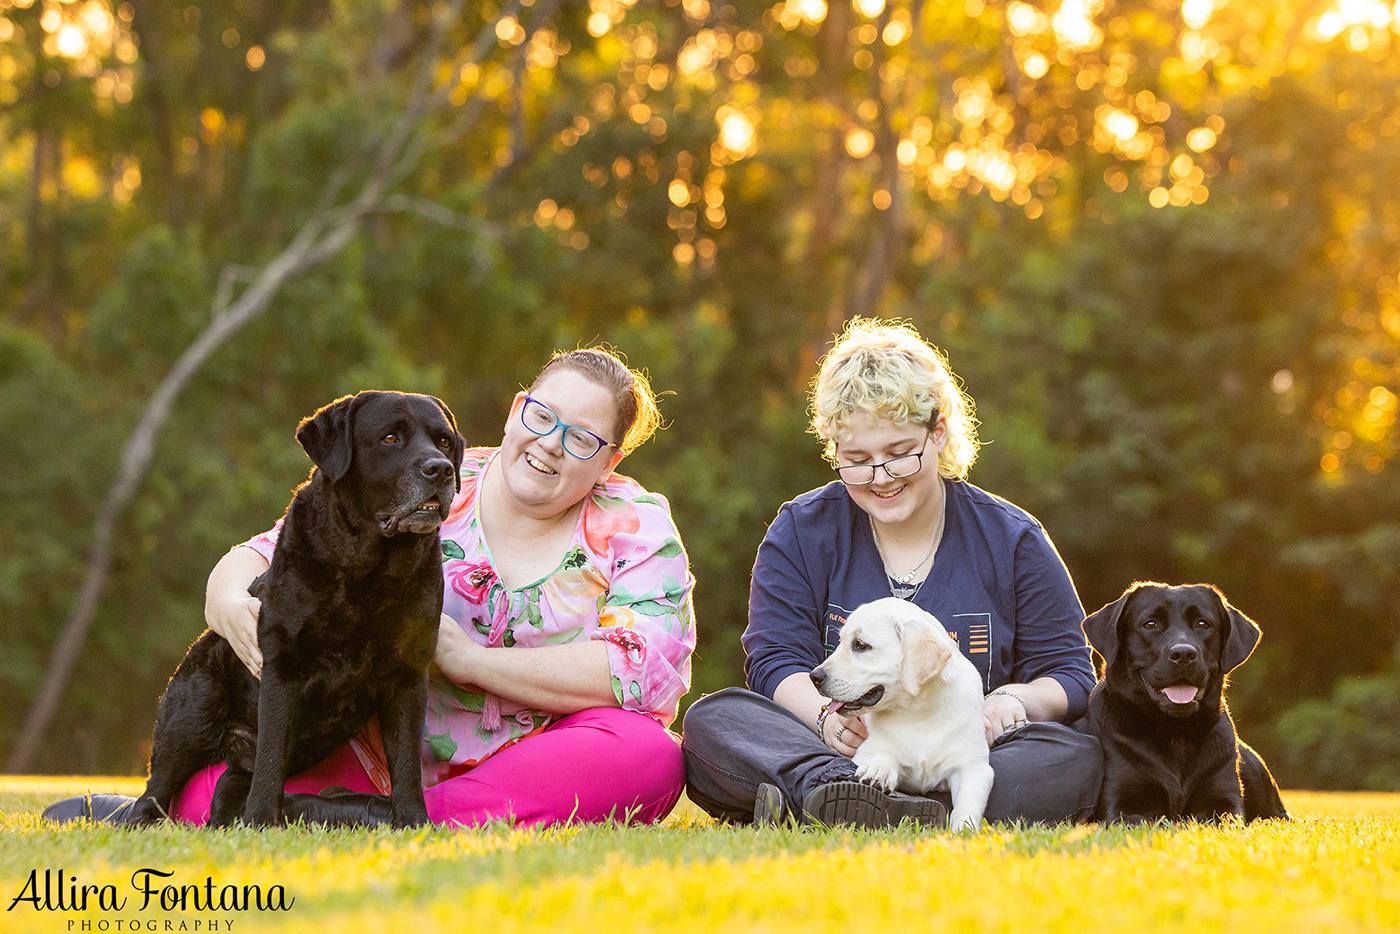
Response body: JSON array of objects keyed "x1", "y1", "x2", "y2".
[{"x1": 530, "y1": 347, "x2": 663, "y2": 456}]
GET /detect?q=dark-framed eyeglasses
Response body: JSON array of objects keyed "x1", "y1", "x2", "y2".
[
  {"x1": 834, "y1": 431, "x2": 930, "y2": 485},
  {"x1": 520, "y1": 395, "x2": 616, "y2": 460}
]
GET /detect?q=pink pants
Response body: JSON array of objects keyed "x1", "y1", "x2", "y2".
[{"x1": 170, "y1": 707, "x2": 685, "y2": 828}]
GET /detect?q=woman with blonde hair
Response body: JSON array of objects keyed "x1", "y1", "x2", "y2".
[{"x1": 682, "y1": 318, "x2": 1100, "y2": 828}]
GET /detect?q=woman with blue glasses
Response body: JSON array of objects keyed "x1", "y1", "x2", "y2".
[
  {"x1": 49, "y1": 348, "x2": 696, "y2": 829},
  {"x1": 681, "y1": 318, "x2": 1101, "y2": 830}
]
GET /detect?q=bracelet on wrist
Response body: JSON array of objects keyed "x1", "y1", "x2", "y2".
[
  {"x1": 987, "y1": 688, "x2": 1027, "y2": 711},
  {"x1": 816, "y1": 701, "x2": 834, "y2": 742}
]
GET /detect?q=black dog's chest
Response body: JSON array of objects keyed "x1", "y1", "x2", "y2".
[
  {"x1": 288, "y1": 660, "x2": 402, "y2": 745},
  {"x1": 1116, "y1": 731, "x2": 1227, "y2": 812},
  {"x1": 1093, "y1": 693, "x2": 1241, "y2": 821}
]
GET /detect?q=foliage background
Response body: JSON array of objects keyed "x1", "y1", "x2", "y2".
[{"x1": 1, "y1": 0, "x2": 1397, "y2": 787}]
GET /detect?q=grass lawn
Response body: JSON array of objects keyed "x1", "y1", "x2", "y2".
[{"x1": 2, "y1": 777, "x2": 1398, "y2": 933}]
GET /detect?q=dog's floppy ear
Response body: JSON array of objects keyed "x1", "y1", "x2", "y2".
[
  {"x1": 899, "y1": 618, "x2": 953, "y2": 695},
  {"x1": 1215, "y1": 587, "x2": 1261, "y2": 673},
  {"x1": 1082, "y1": 588, "x2": 1136, "y2": 672},
  {"x1": 296, "y1": 392, "x2": 367, "y2": 483},
  {"x1": 431, "y1": 395, "x2": 466, "y2": 493}
]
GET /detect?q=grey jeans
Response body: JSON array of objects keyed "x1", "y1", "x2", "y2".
[{"x1": 681, "y1": 687, "x2": 1103, "y2": 824}]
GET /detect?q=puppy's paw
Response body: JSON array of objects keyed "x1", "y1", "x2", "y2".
[
  {"x1": 855, "y1": 760, "x2": 900, "y2": 792},
  {"x1": 948, "y1": 811, "x2": 983, "y2": 833}
]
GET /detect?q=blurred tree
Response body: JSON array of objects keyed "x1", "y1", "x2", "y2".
[{"x1": 1272, "y1": 647, "x2": 1400, "y2": 791}]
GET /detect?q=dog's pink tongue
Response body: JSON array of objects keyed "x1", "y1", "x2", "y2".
[
  {"x1": 826, "y1": 700, "x2": 843, "y2": 716},
  {"x1": 1163, "y1": 684, "x2": 1199, "y2": 704}
]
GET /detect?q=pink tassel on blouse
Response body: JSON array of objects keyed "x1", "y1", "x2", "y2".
[
  {"x1": 480, "y1": 694, "x2": 502, "y2": 732},
  {"x1": 479, "y1": 600, "x2": 511, "y2": 732}
]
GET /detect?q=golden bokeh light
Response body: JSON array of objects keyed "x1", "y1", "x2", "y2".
[
  {"x1": 781, "y1": 0, "x2": 828, "y2": 28},
  {"x1": 1022, "y1": 53, "x2": 1049, "y2": 79},
  {"x1": 1052, "y1": 0, "x2": 1104, "y2": 52},
  {"x1": 1181, "y1": 0, "x2": 1214, "y2": 31},
  {"x1": 1007, "y1": 2, "x2": 1045, "y2": 36},
  {"x1": 845, "y1": 128, "x2": 875, "y2": 158},
  {"x1": 1103, "y1": 108, "x2": 1139, "y2": 143},
  {"x1": 56, "y1": 24, "x2": 88, "y2": 58},
  {"x1": 1187, "y1": 127, "x2": 1218, "y2": 152},
  {"x1": 717, "y1": 107, "x2": 756, "y2": 158}
]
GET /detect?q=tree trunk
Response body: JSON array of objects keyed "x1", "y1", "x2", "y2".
[{"x1": 5, "y1": 0, "x2": 526, "y2": 774}]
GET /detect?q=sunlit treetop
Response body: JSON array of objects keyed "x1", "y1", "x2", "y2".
[{"x1": 2, "y1": 0, "x2": 1396, "y2": 475}]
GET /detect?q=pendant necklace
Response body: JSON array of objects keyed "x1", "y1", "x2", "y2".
[{"x1": 870, "y1": 477, "x2": 946, "y2": 603}]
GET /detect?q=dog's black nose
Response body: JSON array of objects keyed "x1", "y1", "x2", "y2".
[
  {"x1": 809, "y1": 669, "x2": 827, "y2": 691},
  {"x1": 1169, "y1": 644, "x2": 1199, "y2": 664},
  {"x1": 421, "y1": 457, "x2": 454, "y2": 483}
]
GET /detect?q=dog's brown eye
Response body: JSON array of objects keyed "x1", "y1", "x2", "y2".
[
  {"x1": 852, "y1": 639, "x2": 870, "y2": 653},
  {"x1": 1195, "y1": 619, "x2": 1212, "y2": 629},
  {"x1": 382, "y1": 433, "x2": 399, "y2": 444},
  {"x1": 1142, "y1": 620, "x2": 1159, "y2": 630},
  {"x1": 437, "y1": 436, "x2": 451, "y2": 450}
]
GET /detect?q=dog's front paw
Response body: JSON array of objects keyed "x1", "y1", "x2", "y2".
[
  {"x1": 855, "y1": 760, "x2": 900, "y2": 792},
  {"x1": 241, "y1": 801, "x2": 281, "y2": 828},
  {"x1": 392, "y1": 807, "x2": 431, "y2": 831},
  {"x1": 948, "y1": 810, "x2": 983, "y2": 833}
]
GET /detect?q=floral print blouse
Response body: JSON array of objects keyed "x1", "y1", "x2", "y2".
[{"x1": 240, "y1": 447, "x2": 696, "y2": 790}]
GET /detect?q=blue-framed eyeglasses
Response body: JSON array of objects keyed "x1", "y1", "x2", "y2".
[{"x1": 520, "y1": 396, "x2": 616, "y2": 460}]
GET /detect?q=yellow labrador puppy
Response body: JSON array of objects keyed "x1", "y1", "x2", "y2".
[{"x1": 811, "y1": 597, "x2": 994, "y2": 831}]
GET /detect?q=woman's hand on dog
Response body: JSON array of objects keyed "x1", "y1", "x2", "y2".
[
  {"x1": 822, "y1": 710, "x2": 868, "y2": 757},
  {"x1": 216, "y1": 597, "x2": 263, "y2": 680},
  {"x1": 204, "y1": 547, "x2": 269, "y2": 679}
]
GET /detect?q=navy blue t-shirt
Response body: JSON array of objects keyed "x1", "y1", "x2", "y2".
[{"x1": 743, "y1": 478, "x2": 1096, "y2": 721}]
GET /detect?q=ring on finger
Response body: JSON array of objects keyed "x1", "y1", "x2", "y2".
[{"x1": 836, "y1": 725, "x2": 847, "y2": 742}]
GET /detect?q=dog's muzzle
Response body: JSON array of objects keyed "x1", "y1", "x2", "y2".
[
  {"x1": 379, "y1": 497, "x2": 450, "y2": 535},
  {"x1": 836, "y1": 685, "x2": 886, "y2": 713}
]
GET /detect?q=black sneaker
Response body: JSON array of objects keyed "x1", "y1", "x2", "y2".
[
  {"x1": 41, "y1": 794, "x2": 138, "y2": 826},
  {"x1": 801, "y1": 780, "x2": 947, "y2": 830},
  {"x1": 752, "y1": 783, "x2": 791, "y2": 827}
]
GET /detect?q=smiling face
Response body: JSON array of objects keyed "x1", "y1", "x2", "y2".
[
  {"x1": 1116, "y1": 585, "x2": 1228, "y2": 718},
  {"x1": 834, "y1": 412, "x2": 947, "y2": 528},
  {"x1": 495, "y1": 368, "x2": 624, "y2": 519}
]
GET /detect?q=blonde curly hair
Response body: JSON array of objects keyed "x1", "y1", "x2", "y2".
[{"x1": 810, "y1": 318, "x2": 980, "y2": 479}]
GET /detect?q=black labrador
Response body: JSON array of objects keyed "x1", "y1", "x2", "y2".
[
  {"x1": 130, "y1": 391, "x2": 464, "y2": 828},
  {"x1": 1083, "y1": 582, "x2": 1289, "y2": 824}
]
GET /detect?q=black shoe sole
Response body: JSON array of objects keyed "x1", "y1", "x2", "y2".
[
  {"x1": 753, "y1": 783, "x2": 789, "y2": 827},
  {"x1": 802, "y1": 781, "x2": 946, "y2": 830},
  {"x1": 41, "y1": 794, "x2": 138, "y2": 826}
]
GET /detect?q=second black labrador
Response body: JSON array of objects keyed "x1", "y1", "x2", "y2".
[
  {"x1": 1083, "y1": 582, "x2": 1289, "y2": 824},
  {"x1": 130, "y1": 390, "x2": 464, "y2": 828}
]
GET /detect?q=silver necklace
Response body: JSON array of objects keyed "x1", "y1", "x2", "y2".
[{"x1": 870, "y1": 477, "x2": 946, "y2": 601}]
